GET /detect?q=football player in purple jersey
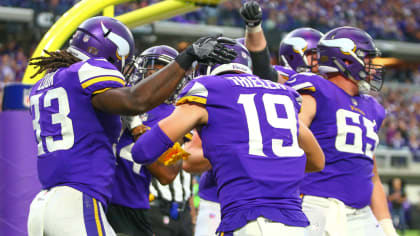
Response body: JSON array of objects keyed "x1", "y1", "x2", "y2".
[
  {"x1": 186, "y1": 37, "x2": 246, "y2": 236},
  {"x1": 131, "y1": 41, "x2": 325, "y2": 235},
  {"x1": 106, "y1": 45, "x2": 186, "y2": 236},
  {"x1": 26, "y1": 16, "x2": 236, "y2": 236},
  {"x1": 286, "y1": 26, "x2": 398, "y2": 236},
  {"x1": 239, "y1": 1, "x2": 323, "y2": 83}
]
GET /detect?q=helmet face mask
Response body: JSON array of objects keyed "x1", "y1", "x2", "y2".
[
  {"x1": 125, "y1": 45, "x2": 179, "y2": 85},
  {"x1": 124, "y1": 45, "x2": 185, "y2": 104},
  {"x1": 137, "y1": 54, "x2": 171, "y2": 80},
  {"x1": 68, "y1": 16, "x2": 135, "y2": 72},
  {"x1": 279, "y1": 28, "x2": 324, "y2": 73},
  {"x1": 318, "y1": 26, "x2": 385, "y2": 93}
]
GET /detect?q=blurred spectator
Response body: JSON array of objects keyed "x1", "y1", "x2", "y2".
[
  {"x1": 0, "y1": 54, "x2": 15, "y2": 86},
  {"x1": 380, "y1": 86, "x2": 420, "y2": 155},
  {"x1": 385, "y1": 119, "x2": 399, "y2": 146},
  {"x1": 390, "y1": 131, "x2": 406, "y2": 149},
  {"x1": 388, "y1": 177, "x2": 408, "y2": 233},
  {"x1": 413, "y1": 69, "x2": 420, "y2": 85},
  {"x1": 409, "y1": 191, "x2": 420, "y2": 231},
  {"x1": 408, "y1": 133, "x2": 420, "y2": 162}
]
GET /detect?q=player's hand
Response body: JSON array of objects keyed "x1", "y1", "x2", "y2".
[
  {"x1": 188, "y1": 34, "x2": 237, "y2": 64},
  {"x1": 175, "y1": 34, "x2": 237, "y2": 70},
  {"x1": 240, "y1": 1, "x2": 263, "y2": 27}
]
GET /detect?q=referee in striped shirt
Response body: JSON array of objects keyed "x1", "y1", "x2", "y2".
[{"x1": 148, "y1": 169, "x2": 194, "y2": 236}]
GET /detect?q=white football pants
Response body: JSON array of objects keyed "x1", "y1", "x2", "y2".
[
  {"x1": 302, "y1": 195, "x2": 386, "y2": 236},
  {"x1": 195, "y1": 199, "x2": 221, "y2": 236},
  {"x1": 27, "y1": 186, "x2": 116, "y2": 236},
  {"x1": 232, "y1": 217, "x2": 305, "y2": 236}
]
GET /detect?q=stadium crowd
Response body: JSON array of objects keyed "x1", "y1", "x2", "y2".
[
  {"x1": 377, "y1": 85, "x2": 420, "y2": 161},
  {"x1": 2, "y1": 0, "x2": 420, "y2": 42}
]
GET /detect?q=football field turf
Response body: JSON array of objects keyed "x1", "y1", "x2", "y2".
[{"x1": 400, "y1": 230, "x2": 420, "y2": 236}]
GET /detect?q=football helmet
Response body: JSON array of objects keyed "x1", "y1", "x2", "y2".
[
  {"x1": 318, "y1": 26, "x2": 384, "y2": 93},
  {"x1": 196, "y1": 41, "x2": 252, "y2": 76},
  {"x1": 125, "y1": 45, "x2": 178, "y2": 85},
  {"x1": 279, "y1": 27, "x2": 323, "y2": 72},
  {"x1": 126, "y1": 45, "x2": 187, "y2": 104},
  {"x1": 68, "y1": 16, "x2": 135, "y2": 72}
]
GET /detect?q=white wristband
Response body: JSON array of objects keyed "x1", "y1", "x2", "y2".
[
  {"x1": 379, "y1": 219, "x2": 399, "y2": 236},
  {"x1": 246, "y1": 24, "x2": 262, "y2": 33}
]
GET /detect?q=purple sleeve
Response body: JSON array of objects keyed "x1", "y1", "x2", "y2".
[{"x1": 132, "y1": 124, "x2": 174, "y2": 165}]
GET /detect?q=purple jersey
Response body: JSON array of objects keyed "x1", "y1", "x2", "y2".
[
  {"x1": 286, "y1": 72, "x2": 386, "y2": 208},
  {"x1": 177, "y1": 74, "x2": 308, "y2": 232},
  {"x1": 198, "y1": 169, "x2": 218, "y2": 202},
  {"x1": 111, "y1": 103, "x2": 175, "y2": 209},
  {"x1": 29, "y1": 58, "x2": 125, "y2": 206},
  {"x1": 273, "y1": 65, "x2": 296, "y2": 80}
]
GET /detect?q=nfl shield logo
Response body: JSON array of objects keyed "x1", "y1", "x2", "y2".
[{"x1": 351, "y1": 98, "x2": 358, "y2": 106}]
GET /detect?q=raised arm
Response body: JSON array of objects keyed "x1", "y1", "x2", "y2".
[{"x1": 240, "y1": 1, "x2": 283, "y2": 83}]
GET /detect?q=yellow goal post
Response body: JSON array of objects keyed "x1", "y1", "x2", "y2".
[{"x1": 22, "y1": 0, "x2": 225, "y2": 84}]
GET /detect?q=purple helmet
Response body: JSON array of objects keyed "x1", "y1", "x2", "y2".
[
  {"x1": 279, "y1": 27, "x2": 324, "y2": 72},
  {"x1": 196, "y1": 42, "x2": 252, "y2": 76},
  {"x1": 318, "y1": 26, "x2": 384, "y2": 93},
  {"x1": 126, "y1": 45, "x2": 184, "y2": 104},
  {"x1": 125, "y1": 45, "x2": 178, "y2": 85},
  {"x1": 68, "y1": 16, "x2": 135, "y2": 71}
]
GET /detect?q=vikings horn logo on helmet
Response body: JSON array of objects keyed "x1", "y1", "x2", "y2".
[
  {"x1": 101, "y1": 21, "x2": 130, "y2": 60},
  {"x1": 283, "y1": 37, "x2": 308, "y2": 54}
]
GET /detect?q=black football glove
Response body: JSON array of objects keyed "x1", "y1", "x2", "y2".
[
  {"x1": 175, "y1": 34, "x2": 237, "y2": 70},
  {"x1": 240, "y1": 1, "x2": 263, "y2": 28}
]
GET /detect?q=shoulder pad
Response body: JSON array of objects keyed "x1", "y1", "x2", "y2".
[
  {"x1": 176, "y1": 78, "x2": 210, "y2": 106},
  {"x1": 286, "y1": 72, "x2": 324, "y2": 93}
]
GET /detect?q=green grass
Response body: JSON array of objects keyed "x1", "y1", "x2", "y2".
[{"x1": 399, "y1": 230, "x2": 420, "y2": 236}]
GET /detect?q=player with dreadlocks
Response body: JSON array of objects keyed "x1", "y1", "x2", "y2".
[
  {"x1": 27, "y1": 16, "x2": 236, "y2": 236},
  {"x1": 29, "y1": 50, "x2": 81, "y2": 78}
]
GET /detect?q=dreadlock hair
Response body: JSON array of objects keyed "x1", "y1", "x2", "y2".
[{"x1": 29, "y1": 49, "x2": 82, "y2": 78}]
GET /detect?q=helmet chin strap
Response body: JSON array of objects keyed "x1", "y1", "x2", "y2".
[
  {"x1": 121, "y1": 56, "x2": 125, "y2": 72},
  {"x1": 357, "y1": 80, "x2": 371, "y2": 94},
  {"x1": 332, "y1": 58, "x2": 370, "y2": 94},
  {"x1": 281, "y1": 55, "x2": 292, "y2": 69}
]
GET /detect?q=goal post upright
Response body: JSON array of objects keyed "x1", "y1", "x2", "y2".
[{"x1": 22, "y1": 0, "x2": 225, "y2": 84}]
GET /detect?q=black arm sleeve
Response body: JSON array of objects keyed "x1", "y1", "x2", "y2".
[{"x1": 249, "y1": 46, "x2": 278, "y2": 82}]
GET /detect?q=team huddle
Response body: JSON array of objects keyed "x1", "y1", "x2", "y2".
[{"x1": 26, "y1": 1, "x2": 399, "y2": 236}]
